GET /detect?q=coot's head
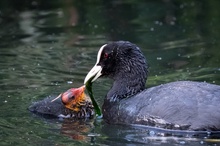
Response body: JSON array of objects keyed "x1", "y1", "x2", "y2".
[
  {"x1": 61, "y1": 86, "x2": 86, "y2": 112},
  {"x1": 84, "y1": 41, "x2": 148, "y2": 101}
]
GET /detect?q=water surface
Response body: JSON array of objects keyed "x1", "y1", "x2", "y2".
[{"x1": 0, "y1": 0, "x2": 220, "y2": 145}]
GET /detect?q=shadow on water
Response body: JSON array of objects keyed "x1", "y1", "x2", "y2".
[
  {"x1": 0, "y1": 0, "x2": 220, "y2": 145},
  {"x1": 27, "y1": 116, "x2": 220, "y2": 146},
  {"x1": 99, "y1": 124, "x2": 220, "y2": 146},
  {"x1": 20, "y1": 114, "x2": 220, "y2": 146}
]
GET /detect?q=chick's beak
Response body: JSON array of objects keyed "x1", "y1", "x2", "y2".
[
  {"x1": 84, "y1": 65, "x2": 102, "y2": 84},
  {"x1": 74, "y1": 85, "x2": 85, "y2": 95}
]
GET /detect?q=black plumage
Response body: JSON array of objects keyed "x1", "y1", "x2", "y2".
[{"x1": 84, "y1": 41, "x2": 220, "y2": 131}]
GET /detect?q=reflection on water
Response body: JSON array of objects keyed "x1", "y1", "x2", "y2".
[
  {"x1": 56, "y1": 119, "x2": 95, "y2": 142},
  {"x1": 0, "y1": 0, "x2": 220, "y2": 145}
]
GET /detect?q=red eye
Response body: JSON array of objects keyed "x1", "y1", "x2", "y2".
[{"x1": 104, "y1": 53, "x2": 108, "y2": 58}]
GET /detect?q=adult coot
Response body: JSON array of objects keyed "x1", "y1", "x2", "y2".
[
  {"x1": 28, "y1": 86, "x2": 94, "y2": 118},
  {"x1": 84, "y1": 41, "x2": 220, "y2": 131}
]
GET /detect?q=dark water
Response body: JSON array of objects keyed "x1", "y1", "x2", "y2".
[{"x1": 1, "y1": 0, "x2": 220, "y2": 145}]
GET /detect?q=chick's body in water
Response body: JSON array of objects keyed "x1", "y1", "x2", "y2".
[{"x1": 28, "y1": 86, "x2": 94, "y2": 119}]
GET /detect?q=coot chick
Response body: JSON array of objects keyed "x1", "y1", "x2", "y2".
[
  {"x1": 84, "y1": 41, "x2": 220, "y2": 131},
  {"x1": 28, "y1": 86, "x2": 94, "y2": 118}
]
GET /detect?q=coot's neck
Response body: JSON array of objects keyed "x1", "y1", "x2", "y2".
[{"x1": 106, "y1": 54, "x2": 148, "y2": 102}]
